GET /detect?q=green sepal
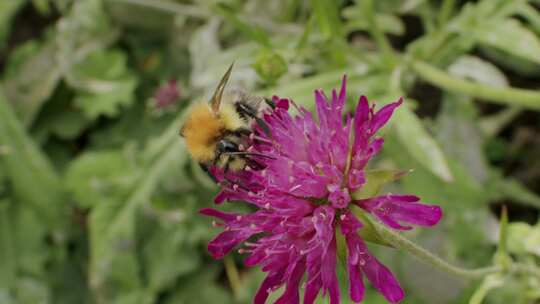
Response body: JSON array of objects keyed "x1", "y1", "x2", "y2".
[
  {"x1": 352, "y1": 207, "x2": 393, "y2": 247},
  {"x1": 494, "y1": 206, "x2": 512, "y2": 269},
  {"x1": 351, "y1": 169, "x2": 410, "y2": 200},
  {"x1": 335, "y1": 225, "x2": 348, "y2": 262}
]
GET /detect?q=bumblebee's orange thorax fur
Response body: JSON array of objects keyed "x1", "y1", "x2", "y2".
[{"x1": 181, "y1": 104, "x2": 224, "y2": 162}]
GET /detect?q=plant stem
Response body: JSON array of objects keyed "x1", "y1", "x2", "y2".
[
  {"x1": 364, "y1": 215, "x2": 502, "y2": 279},
  {"x1": 364, "y1": 213, "x2": 540, "y2": 282},
  {"x1": 362, "y1": 0, "x2": 397, "y2": 66},
  {"x1": 411, "y1": 60, "x2": 540, "y2": 110},
  {"x1": 110, "y1": 0, "x2": 209, "y2": 18},
  {"x1": 224, "y1": 256, "x2": 242, "y2": 299}
]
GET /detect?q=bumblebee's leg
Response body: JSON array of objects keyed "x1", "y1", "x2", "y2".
[
  {"x1": 223, "y1": 156, "x2": 231, "y2": 174},
  {"x1": 246, "y1": 158, "x2": 265, "y2": 171},
  {"x1": 264, "y1": 97, "x2": 276, "y2": 109},
  {"x1": 235, "y1": 102, "x2": 271, "y2": 136}
]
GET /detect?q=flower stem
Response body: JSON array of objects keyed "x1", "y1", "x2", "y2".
[
  {"x1": 224, "y1": 256, "x2": 242, "y2": 298},
  {"x1": 364, "y1": 215, "x2": 502, "y2": 279},
  {"x1": 364, "y1": 214, "x2": 540, "y2": 281},
  {"x1": 411, "y1": 60, "x2": 540, "y2": 110},
  {"x1": 110, "y1": 0, "x2": 209, "y2": 17},
  {"x1": 362, "y1": 0, "x2": 397, "y2": 66}
]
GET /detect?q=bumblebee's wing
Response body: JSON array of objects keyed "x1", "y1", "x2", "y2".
[{"x1": 210, "y1": 63, "x2": 234, "y2": 113}]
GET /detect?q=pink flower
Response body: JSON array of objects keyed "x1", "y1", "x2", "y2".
[
  {"x1": 201, "y1": 76, "x2": 442, "y2": 303},
  {"x1": 154, "y1": 79, "x2": 180, "y2": 108}
]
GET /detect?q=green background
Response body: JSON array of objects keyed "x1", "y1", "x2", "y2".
[{"x1": 1, "y1": 0, "x2": 540, "y2": 303}]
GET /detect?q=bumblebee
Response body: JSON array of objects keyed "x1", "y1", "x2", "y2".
[{"x1": 180, "y1": 64, "x2": 274, "y2": 174}]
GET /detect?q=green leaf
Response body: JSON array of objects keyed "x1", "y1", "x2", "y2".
[
  {"x1": 436, "y1": 93, "x2": 488, "y2": 183},
  {"x1": 487, "y1": 174, "x2": 540, "y2": 209},
  {"x1": 475, "y1": 18, "x2": 540, "y2": 65},
  {"x1": 393, "y1": 101, "x2": 453, "y2": 181},
  {"x1": 1, "y1": 40, "x2": 62, "y2": 125},
  {"x1": 88, "y1": 113, "x2": 188, "y2": 300},
  {"x1": 2, "y1": 0, "x2": 119, "y2": 125},
  {"x1": 309, "y1": 0, "x2": 346, "y2": 64},
  {"x1": 0, "y1": 0, "x2": 25, "y2": 49},
  {"x1": 507, "y1": 221, "x2": 540, "y2": 258},
  {"x1": 163, "y1": 267, "x2": 233, "y2": 304},
  {"x1": 65, "y1": 150, "x2": 140, "y2": 209},
  {"x1": 71, "y1": 49, "x2": 138, "y2": 119},
  {"x1": 343, "y1": 6, "x2": 405, "y2": 35},
  {"x1": 142, "y1": 223, "x2": 201, "y2": 292},
  {"x1": 448, "y1": 55, "x2": 509, "y2": 87},
  {"x1": 0, "y1": 200, "x2": 16, "y2": 290},
  {"x1": 309, "y1": 0, "x2": 344, "y2": 40},
  {"x1": 32, "y1": 86, "x2": 91, "y2": 141},
  {"x1": 0, "y1": 90, "x2": 66, "y2": 229},
  {"x1": 215, "y1": 3, "x2": 272, "y2": 48}
]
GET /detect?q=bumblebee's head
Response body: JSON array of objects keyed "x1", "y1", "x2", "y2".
[{"x1": 180, "y1": 63, "x2": 235, "y2": 164}]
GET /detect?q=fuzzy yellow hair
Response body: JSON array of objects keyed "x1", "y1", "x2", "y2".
[{"x1": 181, "y1": 104, "x2": 224, "y2": 162}]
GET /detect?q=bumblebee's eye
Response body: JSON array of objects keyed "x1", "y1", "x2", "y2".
[{"x1": 179, "y1": 126, "x2": 186, "y2": 137}]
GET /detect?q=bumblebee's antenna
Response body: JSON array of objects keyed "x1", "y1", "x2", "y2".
[{"x1": 210, "y1": 62, "x2": 234, "y2": 113}]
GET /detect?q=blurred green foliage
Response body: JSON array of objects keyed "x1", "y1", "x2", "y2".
[{"x1": 0, "y1": 0, "x2": 540, "y2": 303}]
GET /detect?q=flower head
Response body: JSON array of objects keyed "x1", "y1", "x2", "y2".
[
  {"x1": 201, "y1": 77, "x2": 442, "y2": 303},
  {"x1": 154, "y1": 79, "x2": 180, "y2": 108}
]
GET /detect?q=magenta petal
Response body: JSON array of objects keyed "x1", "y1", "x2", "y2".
[
  {"x1": 321, "y1": 237, "x2": 340, "y2": 304},
  {"x1": 207, "y1": 229, "x2": 254, "y2": 259},
  {"x1": 356, "y1": 195, "x2": 443, "y2": 230},
  {"x1": 348, "y1": 261, "x2": 364, "y2": 303},
  {"x1": 254, "y1": 270, "x2": 286, "y2": 304},
  {"x1": 370, "y1": 98, "x2": 403, "y2": 134},
  {"x1": 348, "y1": 169, "x2": 366, "y2": 191},
  {"x1": 361, "y1": 256, "x2": 404, "y2": 303},
  {"x1": 199, "y1": 208, "x2": 236, "y2": 222},
  {"x1": 303, "y1": 276, "x2": 322, "y2": 304},
  {"x1": 275, "y1": 260, "x2": 305, "y2": 304}
]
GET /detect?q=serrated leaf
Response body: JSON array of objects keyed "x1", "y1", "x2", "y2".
[
  {"x1": 1, "y1": 40, "x2": 62, "y2": 125},
  {"x1": 32, "y1": 87, "x2": 91, "y2": 141},
  {"x1": 142, "y1": 224, "x2": 201, "y2": 292},
  {"x1": 65, "y1": 151, "x2": 139, "y2": 209},
  {"x1": 475, "y1": 18, "x2": 540, "y2": 65},
  {"x1": 71, "y1": 49, "x2": 137, "y2": 119},
  {"x1": 393, "y1": 102, "x2": 453, "y2": 182},
  {"x1": 2, "y1": 0, "x2": 119, "y2": 126}
]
